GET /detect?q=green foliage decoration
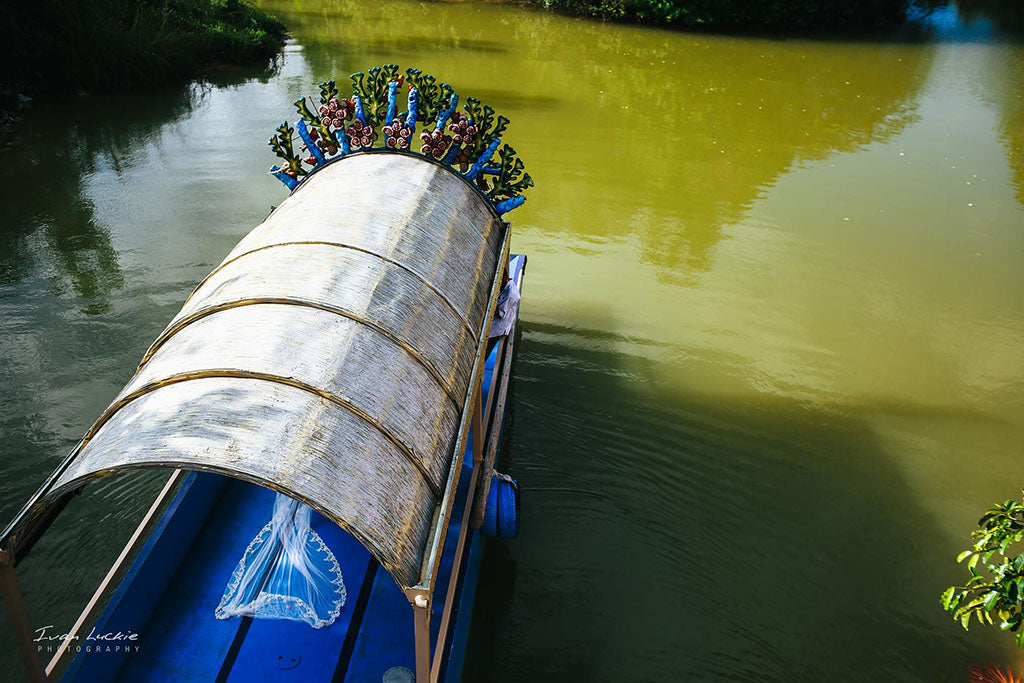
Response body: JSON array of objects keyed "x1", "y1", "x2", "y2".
[
  {"x1": 942, "y1": 493, "x2": 1024, "y2": 646},
  {"x1": 351, "y1": 64, "x2": 400, "y2": 126},
  {"x1": 293, "y1": 81, "x2": 346, "y2": 155},
  {"x1": 269, "y1": 64, "x2": 532, "y2": 212},
  {"x1": 269, "y1": 121, "x2": 305, "y2": 179},
  {"x1": 318, "y1": 80, "x2": 341, "y2": 106},
  {"x1": 482, "y1": 144, "x2": 534, "y2": 201},
  {"x1": 404, "y1": 69, "x2": 454, "y2": 125},
  {"x1": 462, "y1": 97, "x2": 509, "y2": 163}
]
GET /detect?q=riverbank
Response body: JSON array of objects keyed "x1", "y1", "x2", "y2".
[
  {"x1": 528, "y1": 0, "x2": 909, "y2": 29},
  {"x1": 0, "y1": 0, "x2": 284, "y2": 134}
]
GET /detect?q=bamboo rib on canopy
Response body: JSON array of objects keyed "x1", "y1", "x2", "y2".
[{"x1": 29, "y1": 153, "x2": 504, "y2": 590}]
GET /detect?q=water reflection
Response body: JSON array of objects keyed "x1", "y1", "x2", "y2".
[
  {"x1": 993, "y1": 51, "x2": 1024, "y2": 206},
  {"x1": 265, "y1": 0, "x2": 932, "y2": 283},
  {"x1": 0, "y1": 61, "x2": 282, "y2": 681},
  {"x1": 0, "y1": 89, "x2": 196, "y2": 313},
  {"x1": 913, "y1": 2, "x2": 1024, "y2": 206},
  {"x1": 0, "y1": 59, "x2": 282, "y2": 315}
]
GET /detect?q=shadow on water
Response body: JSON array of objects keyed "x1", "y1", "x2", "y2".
[
  {"x1": 990, "y1": 46, "x2": 1024, "y2": 207},
  {"x1": 465, "y1": 321, "x2": 1006, "y2": 682}
]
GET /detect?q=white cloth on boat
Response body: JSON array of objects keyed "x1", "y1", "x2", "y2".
[
  {"x1": 488, "y1": 258, "x2": 522, "y2": 339},
  {"x1": 215, "y1": 493, "x2": 346, "y2": 629}
]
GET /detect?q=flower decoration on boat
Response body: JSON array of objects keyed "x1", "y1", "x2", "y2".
[
  {"x1": 269, "y1": 64, "x2": 533, "y2": 214},
  {"x1": 383, "y1": 113, "x2": 413, "y2": 150},
  {"x1": 292, "y1": 80, "x2": 349, "y2": 162}
]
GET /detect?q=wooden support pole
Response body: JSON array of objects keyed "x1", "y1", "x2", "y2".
[
  {"x1": 471, "y1": 385, "x2": 483, "y2": 466},
  {"x1": 0, "y1": 549, "x2": 46, "y2": 683},
  {"x1": 413, "y1": 595, "x2": 431, "y2": 683},
  {"x1": 430, "y1": 388, "x2": 485, "y2": 682},
  {"x1": 471, "y1": 335, "x2": 513, "y2": 529},
  {"x1": 480, "y1": 337, "x2": 504, "y2": 439},
  {"x1": 46, "y1": 469, "x2": 185, "y2": 677}
]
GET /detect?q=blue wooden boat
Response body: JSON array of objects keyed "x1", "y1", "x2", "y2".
[{"x1": 0, "y1": 65, "x2": 532, "y2": 683}]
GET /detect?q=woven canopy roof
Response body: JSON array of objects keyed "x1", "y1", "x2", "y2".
[{"x1": 33, "y1": 153, "x2": 505, "y2": 590}]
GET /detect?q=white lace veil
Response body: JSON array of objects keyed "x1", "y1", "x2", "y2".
[{"x1": 216, "y1": 492, "x2": 347, "y2": 628}]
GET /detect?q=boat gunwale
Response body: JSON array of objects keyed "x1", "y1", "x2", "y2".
[{"x1": 411, "y1": 225, "x2": 510, "y2": 597}]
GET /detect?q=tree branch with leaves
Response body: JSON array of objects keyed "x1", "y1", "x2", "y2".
[{"x1": 942, "y1": 493, "x2": 1024, "y2": 645}]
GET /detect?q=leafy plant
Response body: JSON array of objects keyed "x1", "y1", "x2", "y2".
[
  {"x1": 536, "y1": 0, "x2": 908, "y2": 29},
  {"x1": 942, "y1": 493, "x2": 1024, "y2": 645},
  {"x1": 2, "y1": 0, "x2": 285, "y2": 95}
]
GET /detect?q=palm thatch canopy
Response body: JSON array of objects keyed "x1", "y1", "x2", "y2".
[{"x1": 18, "y1": 153, "x2": 506, "y2": 591}]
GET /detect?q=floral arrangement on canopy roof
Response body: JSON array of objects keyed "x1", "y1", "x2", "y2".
[{"x1": 269, "y1": 64, "x2": 534, "y2": 215}]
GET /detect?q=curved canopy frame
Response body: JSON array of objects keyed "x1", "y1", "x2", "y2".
[{"x1": 1, "y1": 153, "x2": 508, "y2": 593}]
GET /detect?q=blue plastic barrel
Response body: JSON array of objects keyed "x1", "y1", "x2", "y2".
[{"x1": 481, "y1": 473, "x2": 519, "y2": 539}]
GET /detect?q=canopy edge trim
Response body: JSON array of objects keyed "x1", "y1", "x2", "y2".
[
  {"x1": 137, "y1": 298, "x2": 461, "y2": 409},
  {"x1": 174, "y1": 240, "x2": 475, "y2": 339},
  {"x1": 63, "y1": 372, "x2": 442, "y2": 498}
]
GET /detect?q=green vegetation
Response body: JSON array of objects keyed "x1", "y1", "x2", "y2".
[
  {"x1": 942, "y1": 494, "x2": 1024, "y2": 646},
  {"x1": 532, "y1": 0, "x2": 909, "y2": 29},
  {"x1": 0, "y1": 0, "x2": 285, "y2": 95}
]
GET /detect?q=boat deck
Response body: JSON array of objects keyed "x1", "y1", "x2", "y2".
[{"x1": 61, "y1": 255, "x2": 525, "y2": 683}]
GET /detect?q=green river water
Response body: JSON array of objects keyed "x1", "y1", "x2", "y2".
[{"x1": 1, "y1": 1, "x2": 1023, "y2": 681}]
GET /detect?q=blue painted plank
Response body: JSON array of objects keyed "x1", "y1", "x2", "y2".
[
  {"x1": 443, "y1": 529, "x2": 484, "y2": 683},
  {"x1": 339, "y1": 470, "x2": 471, "y2": 681},
  {"x1": 342, "y1": 558, "x2": 416, "y2": 680},
  {"x1": 69, "y1": 253, "x2": 527, "y2": 683},
  {"x1": 113, "y1": 480, "x2": 276, "y2": 683},
  {"x1": 343, "y1": 333, "x2": 500, "y2": 682},
  {"x1": 65, "y1": 471, "x2": 226, "y2": 683}
]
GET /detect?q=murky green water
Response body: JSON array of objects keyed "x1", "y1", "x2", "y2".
[{"x1": 1, "y1": 1, "x2": 1022, "y2": 680}]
